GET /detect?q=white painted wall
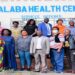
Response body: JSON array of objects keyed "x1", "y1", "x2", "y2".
[{"x1": 0, "y1": 0, "x2": 75, "y2": 28}]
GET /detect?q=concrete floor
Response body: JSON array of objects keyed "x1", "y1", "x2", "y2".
[
  {"x1": 0, "y1": 71, "x2": 74, "y2": 75},
  {"x1": 0, "y1": 57, "x2": 74, "y2": 75}
]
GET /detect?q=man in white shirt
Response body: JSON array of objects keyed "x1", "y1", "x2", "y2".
[
  {"x1": 30, "y1": 31, "x2": 50, "y2": 73},
  {"x1": 36, "y1": 36, "x2": 42, "y2": 49}
]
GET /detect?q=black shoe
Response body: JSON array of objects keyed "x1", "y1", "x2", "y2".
[
  {"x1": 4, "y1": 67, "x2": 9, "y2": 70},
  {"x1": 14, "y1": 69, "x2": 17, "y2": 71},
  {"x1": 27, "y1": 68, "x2": 31, "y2": 71},
  {"x1": 20, "y1": 68, "x2": 25, "y2": 71}
]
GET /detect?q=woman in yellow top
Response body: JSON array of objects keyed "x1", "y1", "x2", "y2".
[
  {"x1": 11, "y1": 21, "x2": 22, "y2": 40},
  {"x1": 11, "y1": 21, "x2": 22, "y2": 54}
]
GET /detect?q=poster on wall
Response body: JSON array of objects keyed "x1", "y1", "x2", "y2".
[{"x1": 0, "y1": 0, "x2": 75, "y2": 28}]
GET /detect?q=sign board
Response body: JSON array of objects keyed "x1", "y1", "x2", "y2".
[{"x1": 0, "y1": 0, "x2": 75, "y2": 28}]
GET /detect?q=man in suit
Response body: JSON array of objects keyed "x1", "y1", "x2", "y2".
[{"x1": 30, "y1": 31, "x2": 50, "y2": 73}]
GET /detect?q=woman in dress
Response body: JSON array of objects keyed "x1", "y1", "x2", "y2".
[{"x1": 1, "y1": 29, "x2": 17, "y2": 70}]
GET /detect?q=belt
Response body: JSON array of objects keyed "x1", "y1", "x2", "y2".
[
  {"x1": 47, "y1": 35, "x2": 51, "y2": 37},
  {"x1": 36, "y1": 49, "x2": 42, "y2": 50}
]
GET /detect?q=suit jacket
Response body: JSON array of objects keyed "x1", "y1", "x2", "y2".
[{"x1": 30, "y1": 36, "x2": 50, "y2": 54}]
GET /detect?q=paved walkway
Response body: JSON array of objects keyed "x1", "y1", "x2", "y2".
[{"x1": 0, "y1": 71, "x2": 74, "y2": 75}]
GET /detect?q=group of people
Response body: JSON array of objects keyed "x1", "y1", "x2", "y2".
[{"x1": 0, "y1": 18, "x2": 75, "y2": 73}]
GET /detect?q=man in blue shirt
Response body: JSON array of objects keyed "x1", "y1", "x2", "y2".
[
  {"x1": 38, "y1": 18, "x2": 52, "y2": 71},
  {"x1": 38, "y1": 18, "x2": 52, "y2": 37}
]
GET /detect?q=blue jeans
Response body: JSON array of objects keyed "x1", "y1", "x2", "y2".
[
  {"x1": 50, "y1": 49, "x2": 55, "y2": 68},
  {"x1": 18, "y1": 50, "x2": 31, "y2": 68},
  {"x1": 51, "y1": 48, "x2": 64, "y2": 72}
]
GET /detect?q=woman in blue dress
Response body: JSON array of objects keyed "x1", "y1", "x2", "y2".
[{"x1": 1, "y1": 29, "x2": 17, "y2": 70}]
